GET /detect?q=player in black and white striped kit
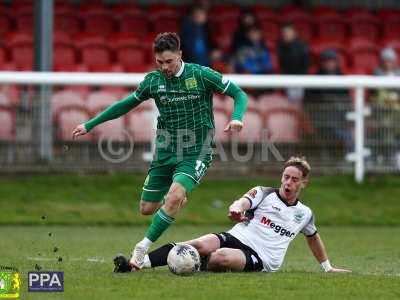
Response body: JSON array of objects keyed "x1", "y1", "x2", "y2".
[{"x1": 114, "y1": 157, "x2": 351, "y2": 273}]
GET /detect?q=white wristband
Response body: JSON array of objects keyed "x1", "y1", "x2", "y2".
[{"x1": 320, "y1": 260, "x2": 332, "y2": 272}]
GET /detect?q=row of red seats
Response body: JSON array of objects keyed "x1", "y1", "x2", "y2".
[
  {"x1": 1, "y1": 29, "x2": 396, "y2": 73},
  {"x1": 1, "y1": 2, "x2": 399, "y2": 40},
  {"x1": 0, "y1": 92, "x2": 307, "y2": 143}
]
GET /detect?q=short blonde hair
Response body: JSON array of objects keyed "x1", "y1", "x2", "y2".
[{"x1": 283, "y1": 156, "x2": 311, "y2": 178}]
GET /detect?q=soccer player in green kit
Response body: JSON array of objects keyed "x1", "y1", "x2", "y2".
[{"x1": 72, "y1": 32, "x2": 248, "y2": 270}]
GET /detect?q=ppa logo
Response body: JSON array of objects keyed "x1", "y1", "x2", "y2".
[{"x1": 28, "y1": 272, "x2": 64, "y2": 292}]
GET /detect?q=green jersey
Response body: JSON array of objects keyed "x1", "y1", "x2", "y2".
[{"x1": 85, "y1": 62, "x2": 248, "y2": 154}]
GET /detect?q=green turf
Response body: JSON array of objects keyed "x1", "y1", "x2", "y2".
[
  {"x1": 0, "y1": 174, "x2": 400, "y2": 225},
  {"x1": 0, "y1": 225, "x2": 399, "y2": 300}
]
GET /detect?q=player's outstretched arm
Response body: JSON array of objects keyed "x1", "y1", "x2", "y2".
[
  {"x1": 224, "y1": 83, "x2": 247, "y2": 133},
  {"x1": 72, "y1": 94, "x2": 141, "y2": 139},
  {"x1": 228, "y1": 197, "x2": 251, "y2": 222},
  {"x1": 306, "y1": 233, "x2": 351, "y2": 273}
]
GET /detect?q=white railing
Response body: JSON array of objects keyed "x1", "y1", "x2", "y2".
[{"x1": 2, "y1": 71, "x2": 400, "y2": 182}]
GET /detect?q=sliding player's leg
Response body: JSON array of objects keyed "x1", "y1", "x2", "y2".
[{"x1": 143, "y1": 233, "x2": 221, "y2": 269}]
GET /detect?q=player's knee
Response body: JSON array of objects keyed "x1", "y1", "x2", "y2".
[
  {"x1": 211, "y1": 249, "x2": 231, "y2": 267},
  {"x1": 164, "y1": 190, "x2": 185, "y2": 211},
  {"x1": 139, "y1": 201, "x2": 158, "y2": 215}
]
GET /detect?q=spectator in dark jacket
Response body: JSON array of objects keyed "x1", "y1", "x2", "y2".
[
  {"x1": 180, "y1": 5, "x2": 215, "y2": 66},
  {"x1": 277, "y1": 23, "x2": 309, "y2": 74},
  {"x1": 232, "y1": 9, "x2": 259, "y2": 52},
  {"x1": 305, "y1": 49, "x2": 351, "y2": 149},
  {"x1": 233, "y1": 26, "x2": 273, "y2": 74}
]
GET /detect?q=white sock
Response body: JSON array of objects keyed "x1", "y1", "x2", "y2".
[
  {"x1": 143, "y1": 255, "x2": 151, "y2": 268},
  {"x1": 137, "y1": 237, "x2": 152, "y2": 250}
]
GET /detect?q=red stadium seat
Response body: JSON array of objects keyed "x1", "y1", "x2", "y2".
[
  {"x1": 10, "y1": 42, "x2": 33, "y2": 70},
  {"x1": 53, "y1": 31, "x2": 73, "y2": 44},
  {"x1": 86, "y1": 91, "x2": 119, "y2": 115},
  {"x1": 265, "y1": 108, "x2": 301, "y2": 143},
  {"x1": 350, "y1": 15, "x2": 380, "y2": 40},
  {"x1": 108, "y1": 32, "x2": 142, "y2": 49},
  {"x1": 152, "y1": 17, "x2": 180, "y2": 34},
  {"x1": 54, "y1": 63, "x2": 88, "y2": 73},
  {"x1": 54, "y1": 44, "x2": 77, "y2": 70},
  {"x1": 260, "y1": 20, "x2": 280, "y2": 41},
  {"x1": 57, "y1": 107, "x2": 91, "y2": 141},
  {"x1": 213, "y1": 109, "x2": 230, "y2": 143},
  {"x1": 0, "y1": 107, "x2": 14, "y2": 140},
  {"x1": 79, "y1": 44, "x2": 112, "y2": 72},
  {"x1": 233, "y1": 109, "x2": 263, "y2": 143},
  {"x1": 377, "y1": 9, "x2": 400, "y2": 22},
  {"x1": 74, "y1": 32, "x2": 106, "y2": 48},
  {"x1": 84, "y1": 12, "x2": 116, "y2": 36},
  {"x1": 54, "y1": 3, "x2": 75, "y2": 14},
  {"x1": 280, "y1": 4, "x2": 307, "y2": 16},
  {"x1": 213, "y1": 94, "x2": 227, "y2": 112},
  {"x1": 289, "y1": 19, "x2": 314, "y2": 42},
  {"x1": 0, "y1": 47, "x2": 7, "y2": 65},
  {"x1": 15, "y1": 13, "x2": 33, "y2": 31},
  {"x1": 112, "y1": 3, "x2": 143, "y2": 14},
  {"x1": 251, "y1": 5, "x2": 276, "y2": 21},
  {"x1": 118, "y1": 15, "x2": 149, "y2": 36},
  {"x1": 100, "y1": 86, "x2": 129, "y2": 99},
  {"x1": 93, "y1": 117, "x2": 126, "y2": 141},
  {"x1": 351, "y1": 52, "x2": 379, "y2": 73},
  {"x1": 257, "y1": 93, "x2": 291, "y2": 115},
  {"x1": 61, "y1": 84, "x2": 91, "y2": 99},
  {"x1": 126, "y1": 108, "x2": 157, "y2": 143},
  {"x1": 52, "y1": 90, "x2": 86, "y2": 117},
  {"x1": 0, "y1": 14, "x2": 12, "y2": 34},
  {"x1": 383, "y1": 21, "x2": 400, "y2": 39},
  {"x1": 311, "y1": 6, "x2": 338, "y2": 17},
  {"x1": 209, "y1": 4, "x2": 240, "y2": 21},
  {"x1": 54, "y1": 13, "x2": 81, "y2": 35},
  {"x1": 147, "y1": 3, "x2": 182, "y2": 19},
  {"x1": 348, "y1": 37, "x2": 379, "y2": 52},
  {"x1": 315, "y1": 16, "x2": 347, "y2": 40},
  {"x1": 212, "y1": 33, "x2": 233, "y2": 53},
  {"x1": 0, "y1": 86, "x2": 19, "y2": 106},
  {"x1": 115, "y1": 46, "x2": 148, "y2": 70},
  {"x1": 344, "y1": 7, "x2": 372, "y2": 18},
  {"x1": 10, "y1": 0, "x2": 32, "y2": 14}
]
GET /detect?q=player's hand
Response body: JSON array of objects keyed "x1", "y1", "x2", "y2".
[
  {"x1": 224, "y1": 120, "x2": 243, "y2": 132},
  {"x1": 72, "y1": 124, "x2": 87, "y2": 139},
  {"x1": 327, "y1": 267, "x2": 352, "y2": 273},
  {"x1": 228, "y1": 210, "x2": 248, "y2": 222}
]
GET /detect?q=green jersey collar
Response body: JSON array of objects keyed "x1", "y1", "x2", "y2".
[{"x1": 175, "y1": 60, "x2": 185, "y2": 77}]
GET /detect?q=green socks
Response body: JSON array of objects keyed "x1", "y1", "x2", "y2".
[{"x1": 145, "y1": 208, "x2": 175, "y2": 242}]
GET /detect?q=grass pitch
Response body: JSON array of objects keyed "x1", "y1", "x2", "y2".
[{"x1": 1, "y1": 225, "x2": 399, "y2": 300}]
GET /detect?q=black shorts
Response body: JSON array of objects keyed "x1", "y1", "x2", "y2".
[{"x1": 213, "y1": 232, "x2": 263, "y2": 272}]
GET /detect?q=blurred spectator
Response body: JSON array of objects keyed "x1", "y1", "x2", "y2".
[
  {"x1": 232, "y1": 9, "x2": 259, "y2": 52},
  {"x1": 277, "y1": 23, "x2": 309, "y2": 75},
  {"x1": 374, "y1": 47, "x2": 400, "y2": 76},
  {"x1": 277, "y1": 23, "x2": 310, "y2": 107},
  {"x1": 180, "y1": 5, "x2": 215, "y2": 66},
  {"x1": 370, "y1": 48, "x2": 400, "y2": 165},
  {"x1": 233, "y1": 26, "x2": 273, "y2": 74},
  {"x1": 372, "y1": 47, "x2": 400, "y2": 105},
  {"x1": 305, "y1": 49, "x2": 351, "y2": 149}
]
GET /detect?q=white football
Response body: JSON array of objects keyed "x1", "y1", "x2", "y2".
[{"x1": 167, "y1": 244, "x2": 201, "y2": 276}]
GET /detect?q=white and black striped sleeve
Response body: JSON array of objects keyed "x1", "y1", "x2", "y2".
[
  {"x1": 301, "y1": 212, "x2": 318, "y2": 237},
  {"x1": 242, "y1": 186, "x2": 265, "y2": 209}
]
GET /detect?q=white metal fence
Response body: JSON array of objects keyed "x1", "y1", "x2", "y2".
[{"x1": 1, "y1": 71, "x2": 400, "y2": 182}]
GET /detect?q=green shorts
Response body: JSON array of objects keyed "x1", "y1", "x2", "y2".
[{"x1": 141, "y1": 150, "x2": 213, "y2": 202}]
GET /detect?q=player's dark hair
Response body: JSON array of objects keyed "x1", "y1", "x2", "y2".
[
  {"x1": 284, "y1": 156, "x2": 311, "y2": 178},
  {"x1": 153, "y1": 32, "x2": 181, "y2": 53}
]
